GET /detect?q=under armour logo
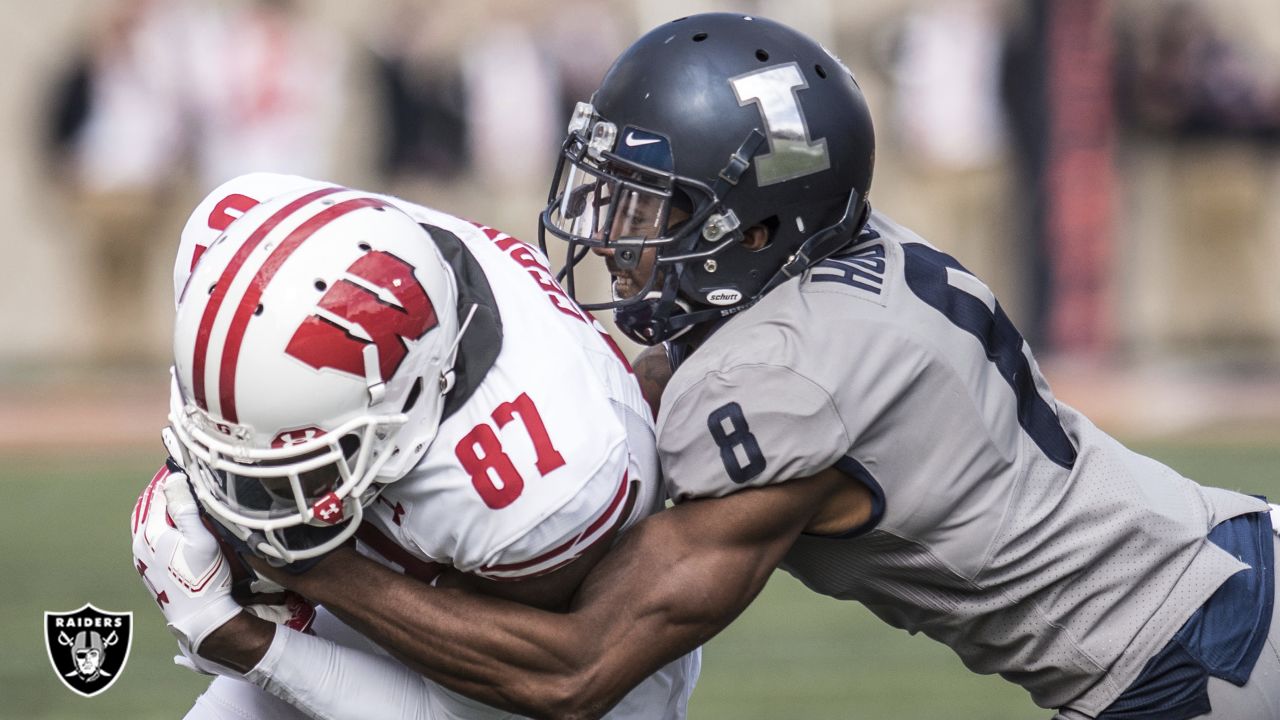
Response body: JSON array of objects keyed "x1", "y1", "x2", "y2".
[
  {"x1": 377, "y1": 496, "x2": 406, "y2": 526},
  {"x1": 272, "y1": 427, "x2": 324, "y2": 448},
  {"x1": 134, "y1": 560, "x2": 169, "y2": 608},
  {"x1": 313, "y1": 493, "x2": 344, "y2": 525}
]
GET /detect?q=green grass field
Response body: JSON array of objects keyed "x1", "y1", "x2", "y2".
[{"x1": 2, "y1": 442, "x2": 1277, "y2": 719}]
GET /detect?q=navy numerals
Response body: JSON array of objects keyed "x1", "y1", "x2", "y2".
[
  {"x1": 902, "y1": 243, "x2": 1077, "y2": 469},
  {"x1": 708, "y1": 402, "x2": 767, "y2": 484}
]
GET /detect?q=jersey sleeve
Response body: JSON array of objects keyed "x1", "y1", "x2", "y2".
[
  {"x1": 469, "y1": 448, "x2": 635, "y2": 581},
  {"x1": 467, "y1": 389, "x2": 659, "y2": 581},
  {"x1": 421, "y1": 377, "x2": 644, "y2": 582},
  {"x1": 657, "y1": 363, "x2": 850, "y2": 501}
]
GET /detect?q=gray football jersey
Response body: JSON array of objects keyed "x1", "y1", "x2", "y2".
[{"x1": 656, "y1": 210, "x2": 1268, "y2": 713}]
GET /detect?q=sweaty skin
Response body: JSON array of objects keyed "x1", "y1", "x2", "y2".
[
  {"x1": 206, "y1": 436, "x2": 871, "y2": 720},
  {"x1": 631, "y1": 345, "x2": 673, "y2": 421},
  {"x1": 252, "y1": 470, "x2": 866, "y2": 719}
]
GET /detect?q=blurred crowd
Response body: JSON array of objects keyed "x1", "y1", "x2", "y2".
[
  {"x1": 1118, "y1": 0, "x2": 1280, "y2": 140},
  {"x1": 29, "y1": 0, "x2": 1280, "y2": 371},
  {"x1": 38, "y1": 0, "x2": 628, "y2": 365}
]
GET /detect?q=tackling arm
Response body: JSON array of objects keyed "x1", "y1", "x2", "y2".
[
  {"x1": 237, "y1": 469, "x2": 843, "y2": 720},
  {"x1": 631, "y1": 343, "x2": 674, "y2": 421}
]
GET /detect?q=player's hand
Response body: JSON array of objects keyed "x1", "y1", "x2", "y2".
[
  {"x1": 163, "y1": 426, "x2": 350, "y2": 576},
  {"x1": 205, "y1": 508, "x2": 349, "y2": 576},
  {"x1": 131, "y1": 466, "x2": 244, "y2": 675},
  {"x1": 241, "y1": 543, "x2": 360, "y2": 600}
]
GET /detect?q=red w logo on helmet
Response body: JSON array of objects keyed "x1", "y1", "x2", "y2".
[{"x1": 285, "y1": 251, "x2": 438, "y2": 383}]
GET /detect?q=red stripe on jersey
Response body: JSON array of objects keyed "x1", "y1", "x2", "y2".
[
  {"x1": 482, "y1": 470, "x2": 631, "y2": 575},
  {"x1": 217, "y1": 196, "x2": 390, "y2": 422},
  {"x1": 355, "y1": 523, "x2": 445, "y2": 583},
  {"x1": 192, "y1": 187, "x2": 343, "y2": 411}
]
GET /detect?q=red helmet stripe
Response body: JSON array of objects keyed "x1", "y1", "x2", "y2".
[
  {"x1": 218, "y1": 196, "x2": 391, "y2": 423},
  {"x1": 192, "y1": 187, "x2": 343, "y2": 411}
]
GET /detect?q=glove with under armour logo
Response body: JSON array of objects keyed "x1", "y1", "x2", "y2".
[
  {"x1": 133, "y1": 461, "x2": 320, "y2": 676},
  {"x1": 131, "y1": 465, "x2": 244, "y2": 675}
]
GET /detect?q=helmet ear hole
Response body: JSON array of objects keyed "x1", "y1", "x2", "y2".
[
  {"x1": 338, "y1": 433, "x2": 361, "y2": 459},
  {"x1": 670, "y1": 189, "x2": 695, "y2": 218},
  {"x1": 746, "y1": 216, "x2": 779, "y2": 252}
]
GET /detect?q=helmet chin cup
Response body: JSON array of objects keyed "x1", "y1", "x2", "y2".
[{"x1": 614, "y1": 293, "x2": 694, "y2": 346}]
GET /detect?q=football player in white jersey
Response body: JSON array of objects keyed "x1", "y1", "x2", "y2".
[
  {"x1": 236, "y1": 14, "x2": 1280, "y2": 720},
  {"x1": 129, "y1": 172, "x2": 700, "y2": 719}
]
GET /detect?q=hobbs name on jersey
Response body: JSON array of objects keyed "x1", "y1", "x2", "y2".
[{"x1": 810, "y1": 242, "x2": 887, "y2": 302}]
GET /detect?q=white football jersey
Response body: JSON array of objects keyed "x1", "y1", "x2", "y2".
[
  {"x1": 174, "y1": 176, "x2": 659, "y2": 582},
  {"x1": 173, "y1": 174, "x2": 694, "y2": 720},
  {"x1": 352, "y1": 204, "x2": 661, "y2": 581}
]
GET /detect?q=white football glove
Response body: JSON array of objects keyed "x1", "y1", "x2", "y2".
[{"x1": 131, "y1": 466, "x2": 244, "y2": 675}]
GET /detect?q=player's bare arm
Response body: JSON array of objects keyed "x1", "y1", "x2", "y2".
[
  {"x1": 631, "y1": 344, "x2": 673, "y2": 420},
  {"x1": 224, "y1": 468, "x2": 867, "y2": 719},
  {"x1": 198, "y1": 503, "x2": 625, "y2": 668}
]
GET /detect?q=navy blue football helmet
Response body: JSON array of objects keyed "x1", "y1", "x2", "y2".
[{"x1": 539, "y1": 13, "x2": 875, "y2": 345}]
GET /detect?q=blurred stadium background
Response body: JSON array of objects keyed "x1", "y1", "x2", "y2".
[{"x1": 2, "y1": 0, "x2": 1279, "y2": 717}]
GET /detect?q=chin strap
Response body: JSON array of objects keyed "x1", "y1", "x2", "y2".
[
  {"x1": 760, "y1": 190, "x2": 869, "y2": 297},
  {"x1": 439, "y1": 303, "x2": 478, "y2": 395},
  {"x1": 712, "y1": 130, "x2": 766, "y2": 197},
  {"x1": 614, "y1": 265, "x2": 696, "y2": 345},
  {"x1": 621, "y1": 192, "x2": 868, "y2": 346},
  {"x1": 615, "y1": 288, "x2": 755, "y2": 346}
]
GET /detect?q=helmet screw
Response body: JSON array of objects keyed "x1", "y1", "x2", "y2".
[
  {"x1": 704, "y1": 259, "x2": 718, "y2": 272},
  {"x1": 701, "y1": 210, "x2": 741, "y2": 242}
]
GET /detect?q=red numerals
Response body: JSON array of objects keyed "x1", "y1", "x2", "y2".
[
  {"x1": 457, "y1": 393, "x2": 566, "y2": 509},
  {"x1": 493, "y1": 392, "x2": 567, "y2": 475},
  {"x1": 456, "y1": 424, "x2": 525, "y2": 509}
]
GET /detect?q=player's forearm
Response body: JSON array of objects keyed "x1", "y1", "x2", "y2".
[
  {"x1": 260, "y1": 477, "x2": 828, "y2": 719},
  {"x1": 197, "y1": 584, "x2": 583, "y2": 719},
  {"x1": 198, "y1": 611, "x2": 275, "y2": 673},
  {"x1": 288, "y1": 548, "x2": 601, "y2": 718}
]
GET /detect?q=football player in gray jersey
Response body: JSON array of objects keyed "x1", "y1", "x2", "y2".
[{"x1": 248, "y1": 13, "x2": 1280, "y2": 720}]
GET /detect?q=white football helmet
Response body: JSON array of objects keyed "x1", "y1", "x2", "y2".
[{"x1": 169, "y1": 186, "x2": 461, "y2": 563}]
